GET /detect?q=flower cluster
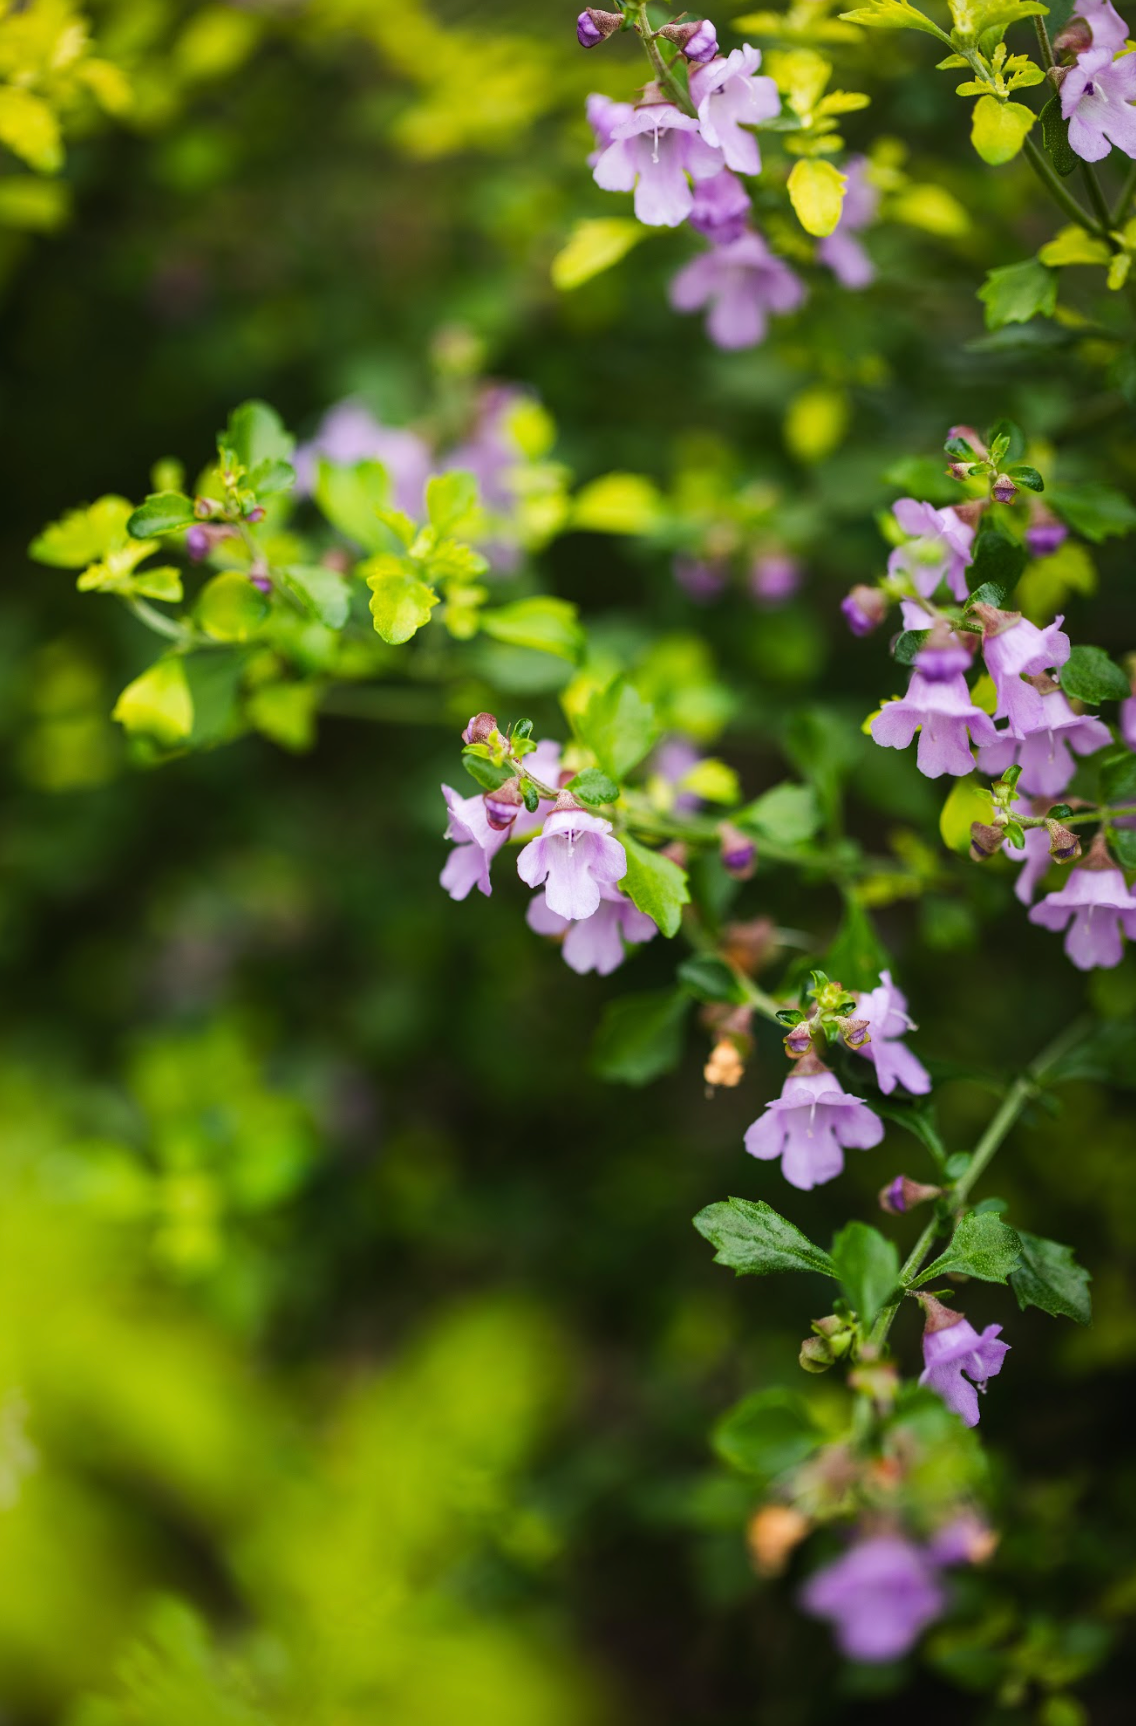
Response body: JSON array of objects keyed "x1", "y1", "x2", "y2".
[{"x1": 1055, "y1": 2, "x2": 1136, "y2": 165}]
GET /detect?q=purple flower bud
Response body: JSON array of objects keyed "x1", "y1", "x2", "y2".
[
  {"x1": 245, "y1": 505, "x2": 267, "y2": 523},
  {"x1": 186, "y1": 525, "x2": 211, "y2": 562},
  {"x1": 484, "y1": 778, "x2": 524, "y2": 831},
  {"x1": 660, "y1": 19, "x2": 719, "y2": 62},
  {"x1": 1046, "y1": 819, "x2": 1081, "y2": 862},
  {"x1": 879, "y1": 1174, "x2": 943, "y2": 1215},
  {"x1": 969, "y1": 820, "x2": 1006, "y2": 862},
  {"x1": 249, "y1": 571, "x2": 273, "y2": 595},
  {"x1": 841, "y1": 584, "x2": 887, "y2": 637},
  {"x1": 577, "y1": 7, "x2": 622, "y2": 47},
  {"x1": 718, "y1": 821, "x2": 757, "y2": 879},
  {"x1": 462, "y1": 712, "x2": 499, "y2": 747},
  {"x1": 840, "y1": 1016, "x2": 871, "y2": 1051},
  {"x1": 1054, "y1": 16, "x2": 1093, "y2": 54},
  {"x1": 783, "y1": 1021, "x2": 814, "y2": 1058},
  {"x1": 991, "y1": 473, "x2": 1018, "y2": 505}
]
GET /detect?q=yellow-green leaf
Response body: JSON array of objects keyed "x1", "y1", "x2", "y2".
[
  {"x1": 784, "y1": 385, "x2": 849, "y2": 463},
  {"x1": 572, "y1": 473, "x2": 663, "y2": 535},
  {"x1": 971, "y1": 96, "x2": 1034, "y2": 166},
  {"x1": 889, "y1": 183, "x2": 970, "y2": 237},
  {"x1": 1038, "y1": 225, "x2": 1112, "y2": 267},
  {"x1": 551, "y1": 219, "x2": 646, "y2": 291},
  {"x1": 0, "y1": 87, "x2": 63, "y2": 174},
  {"x1": 196, "y1": 572, "x2": 270, "y2": 642},
  {"x1": 112, "y1": 659, "x2": 194, "y2": 746},
  {"x1": 0, "y1": 176, "x2": 70, "y2": 231},
  {"x1": 939, "y1": 775, "x2": 994, "y2": 853},
  {"x1": 364, "y1": 555, "x2": 439, "y2": 644},
  {"x1": 787, "y1": 159, "x2": 847, "y2": 237}
]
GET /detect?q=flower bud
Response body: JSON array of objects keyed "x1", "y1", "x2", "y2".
[
  {"x1": 704, "y1": 1035, "x2": 745, "y2": 1088},
  {"x1": 1054, "y1": 16, "x2": 1093, "y2": 55},
  {"x1": 840, "y1": 1017, "x2": 871, "y2": 1051},
  {"x1": 946, "y1": 460, "x2": 974, "y2": 482},
  {"x1": 659, "y1": 19, "x2": 719, "y2": 62},
  {"x1": 484, "y1": 778, "x2": 524, "y2": 831},
  {"x1": 991, "y1": 473, "x2": 1018, "y2": 505},
  {"x1": 245, "y1": 505, "x2": 267, "y2": 524},
  {"x1": 186, "y1": 524, "x2": 210, "y2": 562},
  {"x1": 746, "y1": 1504, "x2": 809, "y2": 1577},
  {"x1": 721, "y1": 916, "x2": 775, "y2": 975},
  {"x1": 661, "y1": 840, "x2": 689, "y2": 868},
  {"x1": 718, "y1": 822, "x2": 757, "y2": 879},
  {"x1": 879, "y1": 1175, "x2": 944, "y2": 1216},
  {"x1": 249, "y1": 570, "x2": 273, "y2": 595},
  {"x1": 799, "y1": 1335, "x2": 836, "y2": 1373},
  {"x1": 847, "y1": 1356, "x2": 899, "y2": 1407},
  {"x1": 462, "y1": 712, "x2": 499, "y2": 746},
  {"x1": 841, "y1": 584, "x2": 887, "y2": 637},
  {"x1": 917, "y1": 1291, "x2": 964, "y2": 1334},
  {"x1": 784, "y1": 1020, "x2": 814, "y2": 1059},
  {"x1": 194, "y1": 495, "x2": 222, "y2": 520},
  {"x1": 576, "y1": 8, "x2": 622, "y2": 47},
  {"x1": 1026, "y1": 507, "x2": 1068, "y2": 559},
  {"x1": 1046, "y1": 819, "x2": 1081, "y2": 863},
  {"x1": 969, "y1": 821, "x2": 1005, "y2": 862},
  {"x1": 948, "y1": 423, "x2": 987, "y2": 456}
]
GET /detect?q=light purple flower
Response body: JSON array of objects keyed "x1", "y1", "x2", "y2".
[
  {"x1": 689, "y1": 168, "x2": 751, "y2": 244},
  {"x1": 586, "y1": 92, "x2": 634, "y2": 163},
  {"x1": 526, "y1": 881, "x2": 657, "y2": 975},
  {"x1": 1060, "y1": 45, "x2": 1136, "y2": 163},
  {"x1": 1077, "y1": 0, "x2": 1130, "y2": 55},
  {"x1": 801, "y1": 1536, "x2": 945, "y2": 1663},
  {"x1": 979, "y1": 611, "x2": 1070, "y2": 737},
  {"x1": 976, "y1": 691, "x2": 1112, "y2": 798},
  {"x1": 749, "y1": 552, "x2": 800, "y2": 605},
  {"x1": 887, "y1": 499, "x2": 974, "y2": 603},
  {"x1": 920, "y1": 1305, "x2": 1009, "y2": 1428},
  {"x1": 744, "y1": 1065, "x2": 884, "y2": 1190},
  {"x1": 1028, "y1": 851, "x2": 1136, "y2": 969},
  {"x1": 689, "y1": 46, "x2": 781, "y2": 176},
  {"x1": 1120, "y1": 693, "x2": 1136, "y2": 750},
  {"x1": 914, "y1": 640, "x2": 971, "y2": 682},
  {"x1": 669, "y1": 231, "x2": 805, "y2": 349},
  {"x1": 870, "y1": 671, "x2": 999, "y2": 779},
  {"x1": 440, "y1": 784, "x2": 509, "y2": 901},
  {"x1": 513, "y1": 740, "x2": 564, "y2": 840},
  {"x1": 517, "y1": 805, "x2": 628, "y2": 920},
  {"x1": 856, "y1": 971, "x2": 931, "y2": 1096},
  {"x1": 593, "y1": 102, "x2": 724, "y2": 228},
  {"x1": 294, "y1": 401, "x2": 431, "y2": 516},
  {"x1": 674, "y1": 554, "x2": 728, "y2": 602},
  {"x1": 816, "y1": 155, "x2": 878, "y2": 289},
  {"x1": 650, "y1": 736, "x2": 704, "y2": 812},
  {"x1": 1026, "y1": 513, "x2": 1069, "y2": 559}
]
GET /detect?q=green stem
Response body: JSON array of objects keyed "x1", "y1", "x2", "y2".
[
  {"x1": 1112, "y1": 161, "x2": 1136, "y2": 226},
  {"x1": 1013, "y1": 802, "x2": 1136, "y2": 830},
  {"x1": 1081, "y1": 162, "x2": 1117, "y2": 241},
  {"x1": 869, "y1": 1216, "x2": 940, "y2": 1349},
  {"x1": 1033, "y1": 14, "x2": 1056, "y2": 72},
  {"x1": 632, "y1": 3, "x2": 697, "y2": 116},
  {"x1": 1023, "y1": 136, "x2": 1105, "y2": 237},
  {"x1": 126, "y1": 597, "x2": 193, "y2": 644}
]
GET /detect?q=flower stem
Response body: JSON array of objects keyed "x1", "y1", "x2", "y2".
[
  {"x1": 1033, "y1": 14, "x2": 1056, "y2": 73},
  {"x1": 1014, "y1": 802, "x2": 1136, "y2": 830},
  {"x1": 1022, "y1": 136, "x2": 1106, "y2": 237},
  {"x1": 1081, "y1": 162, "x2": 1117, "y2": 241},
  {"x1": 1112, "y1": 161, "x2": 1136, "y2": 226},
  {"x1": 632, "y1": 2, "x2": 697, "y2": 116},
  {"x1": 126, "y1": 597, "x2": 194, "y2": 644}
]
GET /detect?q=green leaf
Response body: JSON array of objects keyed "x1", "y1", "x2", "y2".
[
  {"x1": 566, "y1": 767, "x2": 620, "y2": 806},
  {"x1": 893, "y1": 629, "x2": 930, "y2": 666},
  {"x1": 425, "y1": 471, "x2": 478, "y2": 538},
  {"x1": 479, "y1": 597, "x2": 583, "y2": 662},
  {"x1": 315, "y1": 459, "x2": 395, "y2": 553},
  {"x1": 1047, "y1": 482, "x2": 1136, "y2": 543},
  {"x1": 939, "y1": 776, "x2": 995, "y2": 854},
  {"x1": 0, "y1": 86, "x2": 63, "y2": 173},
  {"x1": 693, "y1": 1197, "x2": 837, "y2": 1279},
  {"x1": 591, "y1": 988, "x2": 690, "y2": 1085},
  {"x1": 1007, "y1": 464, "x2": 1044, "y2": 493},
  {"x1": 971, "y1": 96, "x2": 1035, "y2": 167},
  {"x1": 578, "y1": 677, "x2": 659, "y2": 779},
  {"x1": 247, "y1": 680, "x2": 321, "y2": 752},
  {"x1": 222, "y1": 400, "x2": 294, "y2": 468},
  {"x1": 551, "y1": 218, "x2": 647, "y2": 291},
  {"x1": 838, "y1": 0, "x2": 949, "y2": 36},
  {"x1": 127, "y1": 566, "x2": 183, "y2": 603},
  {"x1": 970, "y1": 522, "x2": 1027, "y2": 589},
  {"x1": 736, "y1": 782, "x2": 820, "y2": 847},
  {"x1": 712, "y1": 1390, "x2": 822, "y2": 1480},
  {"x1": 963, "y1": 581, "x2": 1008, "y2": 609},
  {"x1": 978, "y1": 259, "x2": 1057, "y2": 330},
  {"x1": 831, "y1": 1221, "x2": 902, "y2": 1326},
  {"x1": 275, "y1": 564, "x2": 350, "y2": 630},
  {"x1": 1011, "y1": 1232, "x2": 1092, "y2": 1324},
  {"x1": 461, "y1": 750, "x2": 514, "y2": 791},
  {"x1": 196, "y1": 573, "x2": 270, "y2": 643},
  {"x1": 127, "y1": 493, "x2": 197, "y2": 538},
  {"x1": 1111, "y1": 826, "x2": 1136, "y2": 868},
  {"x1": 29, "y1": 496, "x2": 135, "y2": 567},
  {"x1": 825, "y1": 896, "x2": 889, "y2": 991},
  {"x1": 1060, "y1": 644, "x2": 1130, "y2": 704},
  {"x1": 620, "y1": 833, "x2": 690, "y2": 938},
  {"x1": 246, "y1": 457, "x2": 296, "y2": 498},
  {"x1": 677, "y1": 954, "x2": 748, "y2": 1005},
  {"x1": 914, "y1": 1210, "x2": 1022, "y2": 1286},
  {"x1": 1100, "y1": 748, "x2": 1136, "y2": 804},
  {"x1": 364, "y1": 555, "x2": 439, "y2": 645},
  {"x1": 183, "y1": 651, "x2": 245, "y2": 748},
  {"x1": 1039, "y1": 225, "x2": 1111, "y2": 267},
  {"x1": 1040, "y1": 95, "x2": 1079, "y2": 178},
  {"x1": 873, "y1": 1096, "x2": 947, "y2": 1167},
  {"x1": 112, "y1": 658, "x2": 194, "y2": 747}
]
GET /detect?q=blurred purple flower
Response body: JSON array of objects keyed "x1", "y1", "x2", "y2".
[
  {"x1": 856, "y1": 970, "x2": 931, "y2": 1095},
  {"x1": 1120, "y1": 693, "x2": 1136, "y2": 750},
  {"x1": 690, "y1": 45, "x2": 781, "y2": 175},
  {"x1": 817, "y1": 155, "x2": 879, "y2": 289},
  {"x1": 593, "y1": 103, "x2": 724, "y2": 227},
  {"x1": 744, "y1": 1064, "x2": 884, "y2": 1190},
  {"x1": 1061, "y1": 46, "x2": 1136, "y2": 163},
  {"x1": 294, "y1": 401, "x2": 431, "y2": 516},
  {"x1": 801, "y1": 1535, "x2": 945, "y2": 1662},
  {"x1": 651, "y1": 737, "x2": 704, "y2": 812},
  {"x1": 749, "y1": 552, "x2": 800, "y2": 605},
  {"x1": 527, "y1": 881, "x2": 657, "y2": 975},
  {"x1": 674, "y1": 554, "x2": 729, "y2": 602},
  {"x1": 689, "y1": 168, "x2": 751, "y2": 244},
  {"x1": 870, "y1": 671, "x2": 999, "y2": 779},
  {"x1": 669, "y1": 231, "x2": 805, "y2": 349}
]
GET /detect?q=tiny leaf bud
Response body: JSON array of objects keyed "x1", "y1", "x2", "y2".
[{"x1": 799, "y1": 1335, "x2": 835, "y2": 1373}]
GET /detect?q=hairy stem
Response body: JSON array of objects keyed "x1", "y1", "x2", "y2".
[
  {"x1": 1113, "y1": 161, "x2": 1136, "y2": 226},
  {"x1": 632, "y1": 2, "x2": 697, "y2": 116},
  {"x1": 1081, "y1": 163, "x2": 1117, "y2": 241},
  {"x1": 1033, "y1": 14, "x2": 1056, "y2": 73},
  {"x1": 1023, "y1": 136, "x2": 1105, "y2": 236}
]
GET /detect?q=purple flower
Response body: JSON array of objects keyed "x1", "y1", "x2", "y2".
[
  {"x1": 976, "y1": 691, "x2": 1112, "y2": 798},
  {"x1": 443, "y1": 384, "x2": 527, "y2": 514},
  {"x1": 650, "y1": 736, "x2": 704, "y2": 812},
  {"x1": 914, "y1": 640, "x2": 971, "y2": 682},
  {"x1": 978, "y1": 610, "x2": 1070, "y2": 736},
  {"x1": 1026, "y1": 511, "x2": 1069, "y2": 558},
  {"x1": 688, "y1": 168, "x2": 751, "y2": 244},
  {"x1": 920, "y1": 1298, "x2": 1009, "y2": 1428},
  {"x1": 593, "y1": 102, "x2": 724, "y2": 228},
  {"x1": 816, "y1": 155, "x2": 879, "y2": 288},
  {"x1": 674, "y1": 554, "x2": 728, "y2": 601},
  {"x1": 440, "y1": 784, "x2": 508, "y2": 901},
  {"x1": 801, "y1": 1535, "x2": 945, "y2": 1663},
  {"x1": 856, "y1": 971, "x2": 931, "y2": 1096},
  {"x1": 887, "y1": 498, "x2": 974, "y2": 603},
  {"x1": 870, "y1": 671, "x2": 999, "y2": 779},
  {"x1": 517, "y1": 804, "x2": 628, "y2": 920},
  {"x1": 526, "y1": 881, "x2": 657, "y2": 975},
  {"x1": 690, "y1": 45, "x2": 781, "y2": 176},
  {"x1": 682, "y1": 20, "x2": 720, "y2": 62},
  {"x1": 927, "y1": 1513, "x2": 997, "y2": 1568},
  {"x1": 1121, "y1": 693, "x2": 1136, "y2": 751},
  {"x1": 586, "y1": 92, "x2": 634, "y2": 163},
  {"x1": 294, "y1": 400, "x2": 431, "y2": 516},
  {"x1": 841, "y1": 584, "x2": 887, "y2": 636},
  {"x1": 1061, "y1": 45, "x2": 1136, "y2": 163},
  {"x1": 1077, "y1": 0, "x2": 1130, "y2": 55},
  {"x1": 749, "y1": 552, "x2": 800, "y2": 605},
  {"x1": 669, "y1": 231, "x2": 805, "y2": 349},
  {"x1": 744, "y1": 1063, "x2": 884, "y2": 1190},
  {"x1": 1028, "y1": 844, "x2": 1136, "y2": 969}
]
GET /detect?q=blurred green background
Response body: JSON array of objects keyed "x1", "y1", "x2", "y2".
[{"x1": 4, "y1": 1, "x2": 1136, "y2": 1720}]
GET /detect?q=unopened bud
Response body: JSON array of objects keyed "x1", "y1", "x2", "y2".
[
  {"x1": 553, "y1": 788, "x2": 586, "y2": 813},
  {"x1": 245, "y1": 505, "x2": 267, "y2": 524},
  {"x1": 1046, "y1": 820, "x2": 1081, "y2": 863},
  {"x1": 841, "y1": 584, "x2": 887, "y2": 638},
  {"x1": 704, "y1": 1036, "x2": 746, "y2": 1088},
  {"x1": 948, "y1": 423, "x2": 987, "y2": 456},
  {"x1": 879, "y1": 1175, "x2": 944, "y2": 1216},
  {"x1": 718, "y1": 822, "x2": 757, "y2": 879},
  {"x1": 659, "y1": 18, "x2": 719, "y2": 61},
  {"x1": 841, "y1": 1017, "x2": 871, "y2": 1051},
  {"x1": 1054, "y1": 17, "x2": 1092, "y2": 55},
  {"x1": 484, "y1": 778, "x2": 523, "y2": 831},
  {"x1": 320, "y1": 546, "x2": 351, "y2": 573},
  {"x1": 746, "y1": 1504, "x2": 810, "y2": 1577},
  {"x1": 576, "y1": 8, "x2": 622, "y2": 47},
  {"x1": 784, "y1": 1020, "x2": 814, "y2": 1059},
  {"x1": 917, "y1": 1291, "x2": 964, "y2": 1334},
  {"x1": 847, "y1": 1356, "x2": 899, "y2": 1407},
  {"x1": 1083, "y1": 829, "x2": 1117, "y2": 872},
  {"x1": 947, "y1": 460, "x2": 975, "y2": 483},
  {"x1": 194, "y1": 495, "x2": 222, "y2": 520},
  {"x1": 969, "y1": 821, "x2": 1005, "y2": 861},
  {"x1": 186, "y1": 523, "x2": 235, "y2": 562},
  {"x1": 462, "y1": 712, "x2": 498, "y2": 746},
  {"x1": 249, "y1": 570, "x2": 273, "y2": 595},
  {"x1": 721, "y1": 916, "x2": 776, "y2": 976},
  {"x1": 991, "y1": 473, "x2": 1018, "y2": 505},
  {"x1": 799, "y1": 1335, "x2": 835, "y2": 1373}
]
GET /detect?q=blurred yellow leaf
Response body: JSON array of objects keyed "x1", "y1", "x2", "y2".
[
  {"x1": 787, "y1": 158, "x2": 846, "y2": 236},
  {"x1": 939, "y1": 775, "x2": 995, "y2": 853},
  {"x1": 551, "y1": 219, "x2": 646, "y2": 292}
]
